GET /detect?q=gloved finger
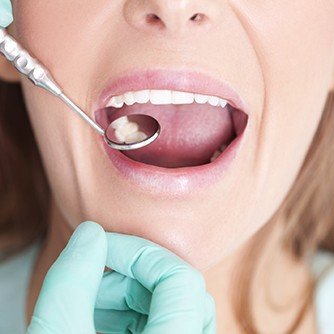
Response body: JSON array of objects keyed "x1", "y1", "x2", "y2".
[
  {"x1": 94, "y1": 308, "x2": 147, "y2": 334},
  {"x1": 203, "y1": 293, "x2": 216, "y2": 334},
  {"x1": 27, "y1": 221, "x2": 107, "y2": 334},
  {"x1": 105, "y1": 233, "x2": 207, "y2": 334},
  {"x1": 96, "y1": 270, "x2": 152, "y2": 314},
  {"x1": 0, "y1": 0, "x2": 13, "y2": 27}
]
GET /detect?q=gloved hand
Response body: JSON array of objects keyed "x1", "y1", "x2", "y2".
[
  {"x1": 0, "y1": 0, "x2": 13, "y2": 28},
  {"x1": 27, "y1": 221, "x2": 216, "y2": 334}
]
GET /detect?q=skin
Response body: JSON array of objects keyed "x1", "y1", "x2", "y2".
[{"x1": 1, "y1": 0, "x2": 334, "y2": 332}]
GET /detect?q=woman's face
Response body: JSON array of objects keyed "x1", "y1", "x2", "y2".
[{"x1": 10, "y1": 1, "x2": 334, "y2": 271}]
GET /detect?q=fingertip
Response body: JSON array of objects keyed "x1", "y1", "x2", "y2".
[
  {"x1": 47, "y1": 221, "x2": 108, "y2": 287},
  {"x1": 78, "y1": 220, "x2": 106, "y2": 234},
  {"x1": 0, "y1": 0, "x2": 13, "y2": 28},
  {"x1": 67, "y1": 221, "x2": 107, "y2": 253},
  {"x1": 0, "y1": 12, "x2": 13, "y2": 28}
]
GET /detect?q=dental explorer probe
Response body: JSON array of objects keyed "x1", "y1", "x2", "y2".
[{"x1": 0, "y1": 29, "x2": 160, "y2": 151}]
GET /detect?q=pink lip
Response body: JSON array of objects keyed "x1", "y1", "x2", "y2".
[{"x1": 93, "y1": 68, "x2": 249, "y2": 197}]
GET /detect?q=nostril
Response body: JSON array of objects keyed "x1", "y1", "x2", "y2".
[
  {"x1": 189, "y1": 13, "x2": 207, "y2": 23},
  {"x1": 146, "y1": 13, "x2": 161, "y2": 23},
  {"x1": 144, "y1": 12, "x2": 207, "y2": 30}
]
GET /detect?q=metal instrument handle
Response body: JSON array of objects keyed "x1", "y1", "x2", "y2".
[
  {"x1": 0, "y1": 29, "x2": 161, "y2": 148},
  {"x1": 0, "y1": 28, "x2": 62, "y2": 96},
  {"x1": 0, "y1": 28, "x2": 105, "y2": 136}
]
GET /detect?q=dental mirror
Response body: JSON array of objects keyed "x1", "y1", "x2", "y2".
[
  {"x1": 0, "y1": 28, "x2": 161, "y2": 151},
  {"x1": 105, "y1": 114, "x2": 160, "y2": 150}
]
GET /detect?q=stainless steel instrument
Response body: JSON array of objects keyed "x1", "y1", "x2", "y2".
[{"x1": 0, "y1": 28, "x2": 160, "y2": 150}]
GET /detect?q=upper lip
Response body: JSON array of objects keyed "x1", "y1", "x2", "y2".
[{"x1": 93, "y1": 68, "x2": 247, "y2": 114}]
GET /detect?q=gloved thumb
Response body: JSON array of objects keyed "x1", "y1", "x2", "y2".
[
  {"x1": 27, "y1": 221, "x2": 107, "y2": 334},
  {"x1": 0, "y1": 0, "x2": 13, "y2": 28}
]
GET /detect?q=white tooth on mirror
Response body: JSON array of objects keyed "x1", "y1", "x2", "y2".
[
  {"x1": 120, "y1": 122, "x2": 139, "y2": 135},
  {"x1": 172, "y1": 91, "x2": 194, "y2": 104},
  {"x1": 134, "y1": 90, "x2": 150, "y2": 104},
  {"x1": 111, "y1": 116, "x2": 129, "y2": 129},
  {"x1": 220, "y1": 99, "x2": 228, "y2": 108},
  {"x1": 124, "y1": 92, "x2": 135, "y2": 106},
  {"x1": 208, "y1": 96, "x2": 220, "y2": 106},
  {"x1": 114, "y1": 121, "x2": 139, "y2": 143},
  {"x1": 150, "y1": 90, "x2": 172, "y2": 105},
  {"x1": 115, "y1": 128, "x2": 127, "y2": 142},
  {"x1": 125, "y1": 131, "x2": 147, "y2": 144},
  {"x1": 194, "y1": 94, "x2": 208, "y2": 104}
]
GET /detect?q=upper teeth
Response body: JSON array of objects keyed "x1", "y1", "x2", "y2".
[{"x1": 105, "y1": 89, "x2": 228, "y2": 109}]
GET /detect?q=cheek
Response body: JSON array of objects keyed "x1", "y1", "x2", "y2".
[
  {"x1": 11, "y1": 1, "x2": 111, "y2": 224},
  {"x1": 20, "y1": 80, "x2": 85, "y2": 224},
  {"x1": 12, "y1": 1, "x2": 110, "y2": 99},
  {"x1": 234, "y1": 0, "x2": 334, "y2": 106},
  {"x1": 233, "y1": 0, "x2": 334, "y2": 226}
]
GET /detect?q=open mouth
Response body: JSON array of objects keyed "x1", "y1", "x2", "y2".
[{"x1": 95, "y1": 89, "x2": 248, "y2": 168}]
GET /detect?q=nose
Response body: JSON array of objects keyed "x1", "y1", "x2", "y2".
[{"x1": 123, "y1": 0, "x2": 212, "y2": 35}]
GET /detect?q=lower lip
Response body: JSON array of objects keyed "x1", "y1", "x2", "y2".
[{"x1": 99, "y1": 126, "x2": 247, "y2": 198}]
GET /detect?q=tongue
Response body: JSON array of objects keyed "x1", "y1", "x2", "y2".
[{"x1": 107, "y1": 103, "x2": 234, "y2": 168}]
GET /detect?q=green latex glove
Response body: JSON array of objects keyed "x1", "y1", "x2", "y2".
[
  {"x1": 27, "y1": 221, "x2": 216, "y2": 333},
  {"x1": 0, "y1": 0, "x2": 13, "y2": 27}
]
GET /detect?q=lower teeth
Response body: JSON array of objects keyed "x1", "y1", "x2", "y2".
[{"x1": 210, "y1": 144, "x2": 227, "y2": 162}]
